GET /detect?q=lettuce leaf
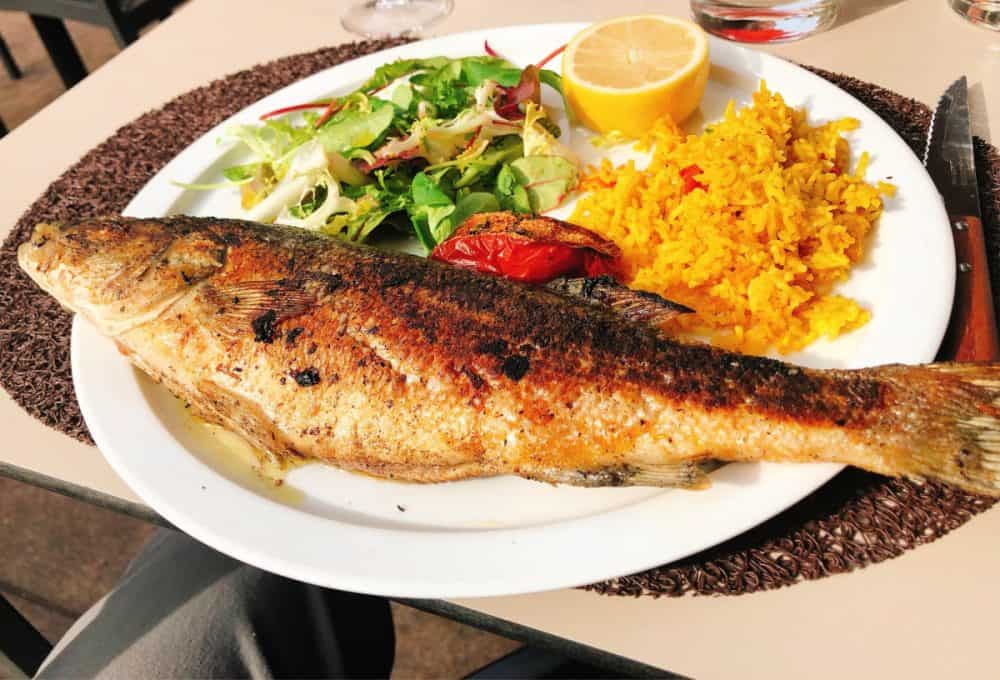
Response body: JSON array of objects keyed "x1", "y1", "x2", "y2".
[
  {"x1": 356, "y1": 57, "x2": 451, "y2": 94},
  {"x1": 391, "y1": 82, "x2": 413, "y2": 110},
  {"x1": 407, "y1": 172, "x2": 457, "y2": 249},
  {"x1": 331, "y1": 179, "x2": 410, "y2": 242},
  {"x1": 287, "y1": 183, "x2": 327, "y2": 218},
  {"x1": 277, "y1": 173, "x2": 356, "y2": 231},
  {"x1": 427, "y1": 205, "x2": 458, "y2": 244},
  {"x1": 538, "y1": 68, "x2": 574, "y2": 123},
  {"x1": 460, "y1": 57, "x2": 521, "y2": 87},
  {"x1": 426, "y1": 135, "x2": 524, "y2": 189},
  {"x1": 522, "y1": 102, "x2": 577, "y2": 164},
  {"x1": 410, "y1": 171, "x2": 452, "y2": 207},
  {"x1": 222, "y1": 163, "x2": 261, "y2": 182},
  {"x1": 226, "y1": 118, "x2": 313, "y2": 164},
  {"x1": 495, "y1": 163, "x2": 532, "y2": 214},
  {"x1": 509, "y1": 156, "x2": 577, "y2": 212},
  {"x1": 406, "y1": 56, "x2": 519, "y2": 120},
  {"x1": 317, "y1": 100, "x2": 395, "y2": 154},
  {"x1": 202, "y1": 55, "x2": 582, "y2": 247},
  {"x1": 452, "y1": 192, "x2": 500, "y2": 226}
]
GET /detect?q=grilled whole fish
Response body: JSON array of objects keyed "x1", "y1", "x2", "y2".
[{"x1": 17, "y1": 215, "x2": 1000, "y2": 496}]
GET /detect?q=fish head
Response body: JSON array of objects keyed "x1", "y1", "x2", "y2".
[{"x1": 17, "y1": 217, "x2": 227, "y2": 335}]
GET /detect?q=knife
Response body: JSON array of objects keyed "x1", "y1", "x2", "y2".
[{"x1": 924, "y1": 76, "x2": 999, "y2": 361}]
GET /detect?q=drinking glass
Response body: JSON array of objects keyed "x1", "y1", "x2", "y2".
[
  {"x1": 690, "y1": 0, "x2": 839, "y2": 43},
  {"x1": 949, "y1": 0, "x2": 1000, "y2": 30},
  {"x1": 341, "y1": 0, "x2": 454, "y2": 37}
]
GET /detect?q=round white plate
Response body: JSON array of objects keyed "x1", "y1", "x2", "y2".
[{"x1": 72, "y1": 23, "x2": 953, "y2": 598}]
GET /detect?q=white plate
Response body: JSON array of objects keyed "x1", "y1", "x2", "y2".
[{"x1": 72, "y1": 23, "x2": 953, "y2": 598}]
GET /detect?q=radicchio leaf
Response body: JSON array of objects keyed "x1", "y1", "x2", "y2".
[{"x1": 494, "y1": 65, "x2": 541, "y2": 121}]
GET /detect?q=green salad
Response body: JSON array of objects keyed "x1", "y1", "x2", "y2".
[{"x1": 196, "y1": 55, "x2": 578, "y2": 251}]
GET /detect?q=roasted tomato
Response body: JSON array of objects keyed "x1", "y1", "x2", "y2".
[{"x1": 430, "y1": 212, "x2": 622, "y2": 285}]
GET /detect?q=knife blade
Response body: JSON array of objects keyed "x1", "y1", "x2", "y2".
[{"x1": 923, "y1": 76, "x2": 999, "y2": 361}]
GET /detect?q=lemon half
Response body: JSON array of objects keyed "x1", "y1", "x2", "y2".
[{"x1": 562, "y1": 16, "x2": 710, "y2": 138}]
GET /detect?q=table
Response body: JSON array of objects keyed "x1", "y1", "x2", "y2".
[{"x1": 2, "y1": 1, "x2": 998, "y2": 677}]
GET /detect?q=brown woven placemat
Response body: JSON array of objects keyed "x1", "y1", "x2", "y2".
[{"x1": 1, "y1": 42, "x2": 997, "y2": 597}]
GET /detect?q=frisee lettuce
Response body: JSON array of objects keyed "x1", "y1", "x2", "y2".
[{"x1": 178, "y1": 52, "x2": 579, "y2": 250}]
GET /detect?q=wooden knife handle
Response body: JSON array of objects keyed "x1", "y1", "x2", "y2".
[{"x1": 939, "y1": 215, "x2": 1000, "y2": 361}]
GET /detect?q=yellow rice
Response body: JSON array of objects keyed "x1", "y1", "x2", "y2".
[{"x1": 570, "y1": 82, "x2": 894, "y2": 355}]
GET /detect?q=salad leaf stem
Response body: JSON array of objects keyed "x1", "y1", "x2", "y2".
[
  {"x1": 259, "y1": 101, "x2": 331, "y2": 120},
  {"x1": 535, "y1": 44, "x2": 566, "y2": 68},
  {"x1": 314, "y1": 100, "x2": 345, "y2": 128},
  {"x1": 170, "y1": 178, "x2": 254, "y2": 190}
]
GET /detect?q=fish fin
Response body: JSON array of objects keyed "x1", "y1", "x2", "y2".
[
  {"x1": 627, "y1": 461, "x2": 717, "y2": 489},
  {"x1": 546, "y1": 276, "x2": 694, "y2": 327},
  {"x1": 193, "y1": 379, "x2": 301, "y2": 470},
  {"x1": 879, "y1": 363, "x2": 1000, "y2": 496},
  {"x1": 201, "y1": 279, "x2": 319, "y2": 341},
  {"x1": 522, "y1": 460, "x2": 716, "y2": 489}
]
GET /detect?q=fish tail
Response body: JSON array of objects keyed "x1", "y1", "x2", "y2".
[{"x1": 878, "y1": 362, "x2": 1000, "y2": 496}]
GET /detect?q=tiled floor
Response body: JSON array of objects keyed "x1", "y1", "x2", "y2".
[
  {"x1": 0, "y1": 10, "x2": 519, "y2": 677},
  {"x1": 0, "y1": 477, "x2": 155, "y2": 640},
  {"x1": 0, "y1": 477, "x2": 519, "y2": 677}
]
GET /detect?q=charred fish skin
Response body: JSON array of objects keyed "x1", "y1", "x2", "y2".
[{"x1": 16, "y1": 215, "x2": 1000, "y2": 497}]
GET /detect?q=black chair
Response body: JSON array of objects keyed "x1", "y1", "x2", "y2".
[
  {"x1": 1, "y1": 33, "x2": 21, "y2": 79},
  {"x1": 465, "y1": 646, "x2": 622, "y2": 678},
  {"x1": 0, "y1": 33, "x2": 20, "y2": 138},
  {"x1": 0, "y1": 592, "x2": 619, "y2": 679},
  {"x1": 0, "y1": 593, "x2": 53, "y2": 676},
  {"x1": 0, "y1": 0, "x2": 184, "y2": 89}
]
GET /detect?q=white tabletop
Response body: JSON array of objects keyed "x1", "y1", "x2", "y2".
[{"x1": 2, "y1": 1, "x2": 998, "y2": 676}]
